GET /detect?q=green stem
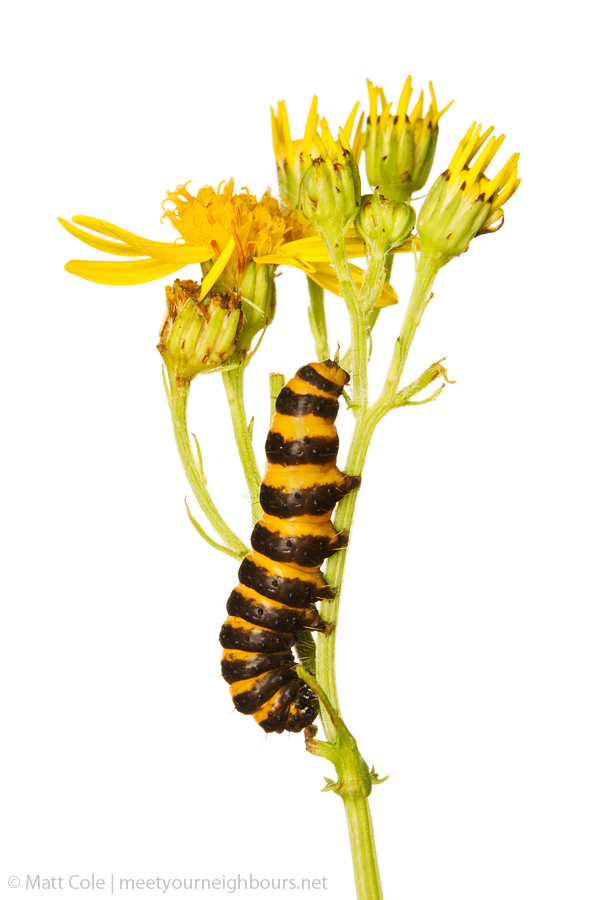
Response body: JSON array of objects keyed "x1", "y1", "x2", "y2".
[
  {"x1": 307, "y1": 277, "x2": 330, "y2": 361},
  {"x1": 299, "y1": 667, "x2": 383, "y2": 900},
  {"x1": 222, "y1": 363, "x2": 262, "y2": 524},
  {"x1": 380, "y1": 246, "x2": 444, "y2": 403},
  {"x1": 310, "y1": 240, "x2": 444, "y2": 900},
  {"x1": 357, "y1": 249, "x2": 386, "y2": 314},
  {"x1": 307, "y1": 226, "x2": 387, "y2": 900},
  {"x1": 165, "y1": 371, "x2": 247, "y2": 560},
  {"x1": 317, "y1": 406, "x2": 382, "y2": 712},
  {"x1": 344, "y1": 792, "x2": 383, "y2": 900},
  {"x1": 319, "y1": 227, "x2": 368, "y2": 411},
  {"x1": 318, "y1": 248, "x2": 444, "y2": 711}
]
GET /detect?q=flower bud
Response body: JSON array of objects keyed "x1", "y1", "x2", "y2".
[
  {"x1": 298, "y1": 129, "x2": 361, "y2": 235},
  {"x1": 235, "y1": 261, "x2": 277, "y2": 359},
  {"x1": 418, "y1": 123, "x2": 521, "y2": 262},
  {"x1": 271, "y1": 97, "x2": 319, "y2": 208},
  {"x1": 354, "y1": 190, "x2": 415, "y2": 256},
  {"x1": 158, "y1": 279, "x2": 242, "y2": 383},
  {"x1": 365, "y1": 78, "x2": 452, "y2": 203}
]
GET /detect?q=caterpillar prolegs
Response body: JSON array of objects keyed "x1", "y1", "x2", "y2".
[{"x1": 219, "y1": 360, "x2": 361, "y2": 733}]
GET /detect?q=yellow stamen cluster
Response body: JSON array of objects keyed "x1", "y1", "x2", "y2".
[{"x1": 162, "y1": 178, "x2": 300, "y2": 265}]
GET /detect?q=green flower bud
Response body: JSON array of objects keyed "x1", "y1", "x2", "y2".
[
  {"x1": 158, "y1": 279, "x2": 242, "y2": 384},
  {"x1": 418, "y1": 123, "x2": 521, "y2": 262},
  {"x1": 354, "y1": 190, "x2": 415, "y2": 256},
  {"x1": 298, "y1": 130, "x2": 361, "y2": 235},
  {"x1": 365, "y1": 78, "x2": 452, "y2": 203},
  {"x1": 235, "y1": 261, "x2": 277, "y2": 359}
]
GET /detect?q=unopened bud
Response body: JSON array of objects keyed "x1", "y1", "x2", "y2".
[
  {"x1": 354, "y1": 190, "x2": 415, "y2": 256},
  {"x1": 158, "y1": 279, "x2": 242, "y2": 383},
  {"x1": 365, "y1": 78, "x2": 452, "y2": 203},
  {"x1": 418, "y1": 123, "x2": 521, "y2": 262},
  {"x1": 298, "y1": 131, "x2": 361, "y2": 235}
]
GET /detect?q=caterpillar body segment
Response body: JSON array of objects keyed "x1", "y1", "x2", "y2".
[{"x1": 219, "y1": 360, "x2": 361, "y2": 734}]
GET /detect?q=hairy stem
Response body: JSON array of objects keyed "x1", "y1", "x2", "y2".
[
  {"x1": 307, "y1": 277, "x2": 330, "y2": 361},
  {"x1": 300, "y1": 668, "x2": 383, "y2": 900},
  {"x1": 319, "y1": 227, "x2": 368, "y2": 411},
  {"x1": 317, "y1": 406, "x2": 382, "y2": 712},
  {"x1": 165, "y1": 371, "x2": 247, "y2": 559},
  {"x1": 344, "y1": 793, "x2": 384, "y2": 900},
  {"x1": 311, "y1": 238, "x2": 444, "y2": 900},
  {"x1": 380, "y1": 246, "x2": 444, "y2": 402},
  {"x1": 222, "y1": 363, "x2": 262, "y2": 524},
  {"x1": 357, "y1": 249, "x2": 386, "y2": 314}
]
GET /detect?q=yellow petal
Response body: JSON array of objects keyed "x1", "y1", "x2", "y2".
[
  {"x1": 199, "y1": 237, "x2": 236, "y2": 300},
  {"x1": 302, "y1": 95, "x2": 319, "y2": 157},
  {"x1": 258, "y1": 232, "x2": 367, "y2": 264},
  {"x1": 343, "y1": 101, "x2": 360, "y2": 141},
  {"x1": 70, "y1": 215, "x2": 213, "y2": 264},
  {"x1": 58, "y1": 217, "x2": 141, "y2": 257},
  {"x1": 70, "y1": 216, "x2": 120, "y2": 237},
  {"x1": 64, "y1": 258, "x2": 187, "y2": 286},
  {"x1": 99, "y1": 220, "x2": 214, "y2": 264}
]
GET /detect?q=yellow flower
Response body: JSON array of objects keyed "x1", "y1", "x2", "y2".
[
  {"x1": 365, "y1": 77, "x2": 453, "y2": 202},
  {"x1": 418, "y1": 122, "x2": 521, "y2": 260},
  {"x1": 60, "y1": 178, "x2": 402, "y2": 306},
  {"x1": 271, "y1": 97, "x2": 365, "y2": 207}
]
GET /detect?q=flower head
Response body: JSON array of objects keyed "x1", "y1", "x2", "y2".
[
  {"x1": 417, "y1": 122, "x2": 521, "y2": 261},
  {"x1": 60, "y1": 179, "x2": 304, "y2": 289},
  {"x1": 159, "y1": 279, "x2": 242, "y2": 383},
  {"x1": 364, "y1": 77, "x2": 453, "y2": 203},
  {"x1": 60, "y1": 178, "x2": 401, "y2": 309},
  {"x1": 161, "y1": 180, "x2": 298, "y2": 294},
  {"x1": 271, "y1": 97, "x2": 364, "y2": 208}
]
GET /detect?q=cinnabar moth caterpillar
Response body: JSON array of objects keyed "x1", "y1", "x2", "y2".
[{"x1": 219, "y1": 360, "x2": 361, "y2": 733}]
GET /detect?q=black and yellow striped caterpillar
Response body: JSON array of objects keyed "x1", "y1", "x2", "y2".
[{"x1": 219, "y1": 360, "x2": 361, "y2": 733}]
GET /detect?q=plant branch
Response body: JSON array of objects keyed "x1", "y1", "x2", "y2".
[
  {"x1": 164, "y1": 369, "x2": 247, "y2": 560},
  {"x1": 307, "y1": 277, "x2": 330, "y2": 361},
  {"x1": 319, "y1": 226, "x2": 368, "y2": 411},
  {"x1": 222, "y1": 363, "x2": 262, "y2": 524},
  {"x1": 298, "y1": 668, "x2": 384, "y2": 900},
  {"x1": 380, "y1": 246, "x2": 444, "y2": 404}
]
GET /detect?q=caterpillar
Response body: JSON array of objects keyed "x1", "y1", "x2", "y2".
[{"x1": 219, "y1": 360, "x2": 361, "y2": 733}]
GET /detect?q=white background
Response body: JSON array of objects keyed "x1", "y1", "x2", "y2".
[{"x1": 2, "y1": 1, "x2": 598, "y2": 898}]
